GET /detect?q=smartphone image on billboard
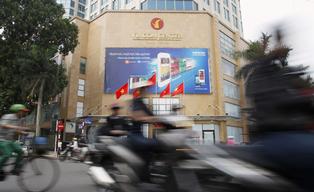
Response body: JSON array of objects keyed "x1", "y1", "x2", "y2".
[
  {"x1": 198, "y1": 69, "x2": 205, "y2": 84},
  {"x1": 157, "y1": 53, "x2": 171, "y2": 87}
]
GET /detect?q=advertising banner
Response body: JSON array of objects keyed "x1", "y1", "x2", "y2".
[{"x1": 105, "y1": 48, "x2": 210, "y2": 94}]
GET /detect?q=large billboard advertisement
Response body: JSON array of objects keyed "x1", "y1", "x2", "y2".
[{"x1": 105, "y1": 48, "x2": 210, "y2": 94}]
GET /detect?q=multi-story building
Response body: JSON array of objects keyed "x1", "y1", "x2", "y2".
[
  {"x1": 85, "y1": 0, "x2": 243, "y2": 35},
  {"x1": 60, "y1": 9, "x2": 249, "y2": 144},
  {"x1": 56, "y1": 0, "x2": 87, "y2": 19}
]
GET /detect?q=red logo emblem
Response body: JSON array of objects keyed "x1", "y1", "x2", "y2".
[{"x1": 151, "y1": 18, "x2": 164, "y2": 30}]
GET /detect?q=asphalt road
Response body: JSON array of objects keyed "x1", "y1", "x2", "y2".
[{"x1": 0, "y1": 161, "x2": 100, "y2": 192}]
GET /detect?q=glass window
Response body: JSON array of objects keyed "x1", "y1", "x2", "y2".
[
  {"x1": 141, "y1": 0, "x2": 148, "y2": 9},
  {"x1": 112, "y1": 0, "x2": 119, "y2": 10},
  {"x1": 157, "y1": 0, "x2": 165, "y2": 10},
  {"x1": 147, "y1": 0, "x2": 156, "y2": 9},
  {"x1": 69, "y1": 9, "x2": 74, "y2": 15},
  {"x1": 152, "y1": 98, "x2": 180, "y2": 115},
  {"x1": 227, "y1": 126, "x2": 243, "y2": 144},
  {"x1": 78, "y1": 79, "x2": 85, "y2": 97},
  {"x1": 224, "y1": 80, "x2": 239, "y2": 99},
  {"x1": 223, "y1": 0, "x2": 229, "y2": 7},
  {"x1": 79, "y1": 0, "x2": 86, "y2": 4},
  {"x1": 126, "y1": 0, "x2": 133, "y2": 5},
  {"x1": 80, "y1": 57, "x2": 87, "y2": 74},
  {"x1": 219, "y1": 32, "x2": 235, "y2": 58},
  {"x1": 76, "y1": 102, "x2": 84, "y2": 117},
  {"x1": 192, "y1": 1, "x2": 198, "y2": 10},
  {"x1": 233, "y1": 15, "x2": 239, "y2": 29},
  {"x1": 204, "y1": 0, "x2": 210, "y2": 5},
  {"x1": 224, "y1": 102, "x2": 240, "y2": 118},
  {"x1": 166, "y1": 0, "x2": 175, "y2": 10},
  {"x1": 214, "y1": 0, "x2": 221, "y2": 14},
  {"x1": 77, "y1": 12, "x2": 85, "y2": 18},
  {"x1": 78, "y1": 4, "x2": 85, "y2": 12},
  {"x1": 70, "y1": 0, "x2": 75, "y2": 7},
  {"x1": 185, "y1": 0, "x2": 193, "y2": 10},
  {"x1": 224, "y1": 8, "x2": 230, "y2": 21},
  {"x1": 176, "y1": 0, "x2": 184, "y2": 10},
  {"x1": 222, "y1": 58, "x2": 236, "y2": 77},
  {"x1": 232, "y1": 4, "x2": 237, "y2": 13},
  {"x1": 101, "y1": 0, "x2": 108, "y2": 5}
]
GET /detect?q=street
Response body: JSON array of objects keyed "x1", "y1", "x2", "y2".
[{"x1": 0, "y1": 161, "x2": 98, "y2": 192}]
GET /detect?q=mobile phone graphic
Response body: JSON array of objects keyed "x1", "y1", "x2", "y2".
[
  {"x1": 185, "y1": 58, "x2": 196, "y2": 71},
  {"x1": 157, "y1": 53, "x2": 171, "y2": 87},
  {"x1": 198, "y1": 69, "x2": 205, "y2": 84}
]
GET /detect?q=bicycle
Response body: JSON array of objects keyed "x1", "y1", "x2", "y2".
[{"x1": 0, "y1": 137, "x2": 60, "y2": 192}]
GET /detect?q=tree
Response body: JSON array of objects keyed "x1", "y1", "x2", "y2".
[{"x1": 0, "y1": 0, "x2": 78, "y2": 118}]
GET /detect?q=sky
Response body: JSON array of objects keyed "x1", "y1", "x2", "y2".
[{"x1": 240, "y1": 0, "x2": 314, "y2": 70}]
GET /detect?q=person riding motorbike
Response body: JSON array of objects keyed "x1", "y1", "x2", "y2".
[{"x1": 0, "y1": 104, "x2": 30, "y2": 176}]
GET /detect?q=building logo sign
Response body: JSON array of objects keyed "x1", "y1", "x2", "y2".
[{"x1": 151, "y1": 18, "x2": 164, "y2": 30}]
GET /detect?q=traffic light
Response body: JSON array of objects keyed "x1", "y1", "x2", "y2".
[{"x1": 57, "y1": 119, "x2": 65, "y2": 132}]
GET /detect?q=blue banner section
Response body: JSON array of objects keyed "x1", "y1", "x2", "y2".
[{"x1": 105, "y1": 48, "x2": 210, "y2": 94}]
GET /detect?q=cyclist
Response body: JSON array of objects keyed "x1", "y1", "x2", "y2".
[{"x1": 0, "y1": 104, "x2": 30, "y2": 175}]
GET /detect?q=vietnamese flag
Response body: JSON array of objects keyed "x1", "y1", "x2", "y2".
[
  {"x1": 172, "y1": 82, "x2": 184, "y2": 96},
  {"x1": 115, "y1": 83, "x2": 128, "y2": 99},
  {"x1": 160, "y1": 83, "x2": 170, "y2": 98},
  {"x1": 148, "y1": 73, "x2": 156, "y2": 85},
  {"x1": 133, "y1": 89, "x2": 141, "y2": 98}
]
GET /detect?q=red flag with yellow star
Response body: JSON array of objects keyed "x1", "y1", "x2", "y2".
[
  {"x1": 172, "y1": 82, "x2": 184, "y2": 96},
  {"x1": 115, "y1": 83, "x2": 128, "y2": 99},
  {"x1": 160, "y1": 83, "x2": 170, "y2": 98},
  {"x1": 133, "y1": 88, "x2": 141, "y2": 98}
]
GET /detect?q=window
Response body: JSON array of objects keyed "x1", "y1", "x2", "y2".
[
  {"x1": 219, "y1": 32, "x2": 235, "y2": 58},
  {"x1": 90, "y1": 2, "x2": 97, "y2": 13},
  {"x1": 204, "y1": 0, "x2": 210, "y2": 5},
  {"x1": 222, "y1": 58, "x2": 236, "y2": 77},
  {"x1": 152, "y1": 98, "x2": 179, "y2": 115},
  {"x1": 224, "y1": 102, "x2": 240, "y2": 118},
  {"x1": 157, "y1": 0, "x2": 165, "y2": 10},
  {"x1": 79, "y1": 0, "x2": 86, "y2": 4},
  {"x1": 233, "y1": 15, "x2": 239, "y2": 29},
  {"x1": 80, "y1": 57, "x2": 87, "y2": 74},
  {"x1": 224, "y1": 80, "x2": 239, "y2": 99},
  {"x1": 227, "y1": 126, "x2": 243, "y2": 144},
  {"x1": 76, "y1": 102, "x2": 84, "y2": 117},
  {"x1": 69, "y1": 9, "x2": 74, "y2": 15},
  {"x1": 78, "y1": 4, "x2": 85, "y2": 12},
  {"x1": 101, "y1": 0, "x2": 108, "y2": 5},
  {"x1": 232, "y1": 4, "x2": 237, "y2": 13},
  {"x1": 125, "y1": 0, "x2": 132, "y2": 5},
  {"x1": 191, "y1": 124, "x2": 220, "y2": 144},
  {"x1": 185, "y1": 0, "x2": 193, "y2": 10},
  {"x1": 70, "y1": 0, "x2": 75, "y2": 7},
  {"x1": 214, "y1": 0, "x2": 221, "y2": 14},
  {"x1": 192, "y1": 1, "x2": 198, "y2": 10},
  {"x1": 78, "y1": 79, "x2": 85, "y2": 97},
  {"x1": 147, "y1": 0, "x2": 156, "y2": 9},
  {"x1": 140, "y1": 0, "x2": 148, "y2": 9},
  {"x1": 77, "y1": 12, "x2": 85, "y2": 18},
  {"x1": 224, "y1": 8, "x2": 230, "y2": 21},
  {"x1": 113, "y1": 0, "x2": 120, "y2": 9},
  {"x1": 166, "y1": 0, "x2": 175, "y2": 10},
  {"x1": 223, "y1": 0, "x2": 229, "y2": 7}
]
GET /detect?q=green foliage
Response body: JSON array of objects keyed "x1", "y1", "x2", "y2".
[{"x1": 0, "y1": 0, "x2": 78, "y2": 115}]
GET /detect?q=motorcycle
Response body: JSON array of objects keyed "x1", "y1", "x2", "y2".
[{"x1": 58, "y1": 142, "x2": 88, "y2": 162}]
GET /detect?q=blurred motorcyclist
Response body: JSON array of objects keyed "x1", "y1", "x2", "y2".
[
  {"x1": 0, "y1": 104, "x2": 29, "y2": 175},
  {"x1": 97, "y1": 104, "x2": 128, "y2": 137}
]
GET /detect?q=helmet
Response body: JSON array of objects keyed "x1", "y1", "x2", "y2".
[{"x1": 9, "y1": 104, "x2": 29, "y2": 113}]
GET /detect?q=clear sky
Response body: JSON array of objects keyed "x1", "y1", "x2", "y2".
[{"x1": 240, "y1": 0, "x2": 314, "y2": 69}]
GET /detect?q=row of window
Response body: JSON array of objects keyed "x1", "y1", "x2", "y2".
[
  {"x1": 219, "y1": 31, "x2": 235, "y2": 58},
  {"x1": 214, "y1": 0, "x2": 239, "y2": 29},
  {"x1": 141, "y1": 0, "x2": 198, "y2": 11},
  {"x1": 223, "y1": 80, "x2": 239, "y2": 99}
]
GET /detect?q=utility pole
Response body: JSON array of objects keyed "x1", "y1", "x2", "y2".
[{"x1": 35, "y1": 79, "x2": 45, "y2": 136}]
